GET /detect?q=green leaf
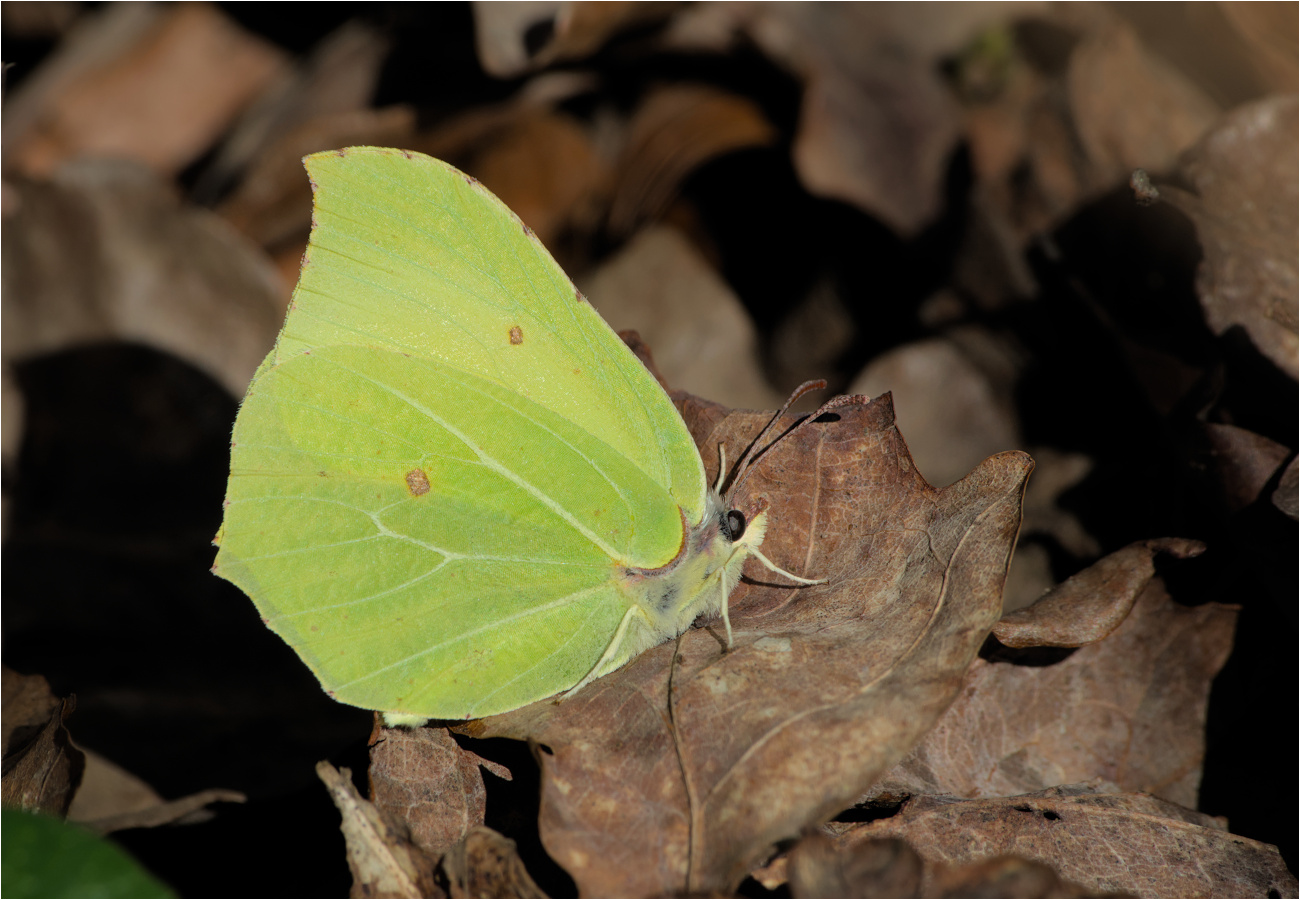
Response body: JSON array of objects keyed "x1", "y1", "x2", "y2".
[{"x1": 1, "y1": 808, "x2": 173, "y2": 898}]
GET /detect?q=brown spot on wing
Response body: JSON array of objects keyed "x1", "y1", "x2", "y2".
[
  {"x1": 509, "y1": 325, "x2": 524, "y2": 345},
  {"x1": 406, "y1": 468, "x2": 431, "y2": 496}
]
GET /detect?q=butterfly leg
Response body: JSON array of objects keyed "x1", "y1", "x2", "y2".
[
  {"x1": 718, "y1": 576, "x2": 734, "y2": 648},
  {"x1": 559, "y1": 604, "x2": 646, "y2": 701}
]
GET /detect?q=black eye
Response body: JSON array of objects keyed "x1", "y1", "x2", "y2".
[{"x1": 724, "y1": 510, "x2": 746, "y2": 541}]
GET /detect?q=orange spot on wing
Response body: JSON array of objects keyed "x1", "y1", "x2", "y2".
[{"x1": 405, "y1": 468, "x2": 431, "y2": 496}]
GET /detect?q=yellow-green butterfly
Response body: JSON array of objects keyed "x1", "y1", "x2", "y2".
[{"x1": 213, "y1": 147, "x2": 821, "y2": 725}]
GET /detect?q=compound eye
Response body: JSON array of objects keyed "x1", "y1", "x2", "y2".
[{"x1": 724, "y1": 510, "x2": 746, "y2": 541}]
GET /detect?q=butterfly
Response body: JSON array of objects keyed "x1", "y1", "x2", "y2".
[{"x1": 213, "y1": 147, "x2": 825, "y2": 725}]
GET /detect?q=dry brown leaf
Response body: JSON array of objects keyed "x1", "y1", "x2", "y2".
[
  {"x1": 196, "y1": 21, "x2": 393, "y2": 206},
  {"x1": 1273, "y1": 457, "x2": 1299, "y2": 519},
  {"x1": 579, "y1": 226, "x2": 784, "y2": 411},
  {"x1": 541, "y1": 2, "x2": 680, "y2": 67},
  {"x1": 787, "y1": 833, "x2": 923, "y2": 899},
  {"x1": 410, "y1": 78, "x2": 586, "y2": 165},
  {"x1": 846, "y1": 784, "x2": 1297, "y2": 898},
  {"x1": 414, "y1": 110, "x2": 608, "y2": 254},
  {"x1": 73, "y1": 784, "x2": 247, "y2": 835},
  {"x1": 1016, "y1": 448, "x2": 1099, "y2": 561},
  {"x1": 369, "y1": 723, "x2": 510, "y2": 861},
  {"x1": 927, "y1": 853, "x2": 1094, "y2": 899},
  {"x1": 464, "y1": 390, "x2": 1032, "y2": 896},
  {"x1": 1000, "y1": 542, "x2": 1056, "y2": 618},
  {"x1": 317, "y1": 761, "x2": 439, "y2": 900},
  {"x1": 607, "y1": 84, "x2": 776, "y2": 237},
  {"x1": 1162, "y1": 96, "x2": 1299, "y2": 379},
  {"x1": 65, "y1": 747, "x2": 167, "y2": 826},
  {"x1": 449, "y1": 114, "x2": 606, "y2": 253},
  {"x1": 847, "y1": 335, "x2": 1020, "y2": 489},
  {"x1": 2, "y1": 159, "x2": 286, "y2": 400},
  {"x1": 1068, "y1": 21, "x2": 1219, "y2": 183},
  {"x1": 0, "y1": 1, "x2": 80, "y2": 38},
  {"x1": 749, "y1": 4, "x2": 960, "y2": 235},
  {"x1": 471, "y1": 2, "x2": 566, "y2": 78},
  {"x1": 866, "y1": 577, "x2": 1236, "y2": 810},
  {"x1": 63, "y1": 745, "x2": 245, "y2": 835},
  {"x1": 440, "y1": 827, "x2": 548, "y2": 900},
  {"x1": 1203, "y1": 423, "x2": 1294, "y2": 512},
  {"x1": 472, "y1": 1, "x2": 679, "y2": 77},
  {"x1": 1, "y1": 667, "x2": 61, "y2": 754},
  {"x1": 67, "y1": 743, "x2": 246, "y2": 827},
  {"x1": 1004, "y1": 447, "x2": 1100, "y2": 613},
  {"x1": 736, "y1": 3, "x2": 1035, "y2": 235},
  {"x1": 0, "y1": 671, "x2": 244, "y2": 831},
  {"x1": 68, "y1": 744, "x2": 245, "y2": 832},
  {"x1": 1113, "y1": 3, "x2": 1297, "y2": 107},
  {"x1": 763, "y1": 833, "x2": 1095, "y2": 898},
  {"x1": 0, "y1": 693, "x2": 84, "y2": 817},
  {"x1": 993, "y1": 537, "x2": 1204, "y2": 648},
  {"x1": 966, "y1": 8, "x2": 1223, "y2": 242},
  {"x1": 2, "y1": 3, "x2": 287, "y2": 177},
  {"x1": 1217, "y1": 2, "x2": 1300, "y2": 96}
]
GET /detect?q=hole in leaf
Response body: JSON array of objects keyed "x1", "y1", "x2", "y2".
[{"x1": 833, "y1": 800, "x2": 904, "y2": 824}]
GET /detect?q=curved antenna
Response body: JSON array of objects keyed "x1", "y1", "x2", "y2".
[
  {"x1": 728, "y1": 387, "x2": 868, "y2": 499},
  {"x1": 721, "y1": 380, "x2": 824, "y2": 496},
  {"x1": 724, "y1": 385, "x2": 866, "y2": 502}
]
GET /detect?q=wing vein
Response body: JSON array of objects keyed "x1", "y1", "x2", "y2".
[
  {"x1": 320, "y1": 355, "x2": 626, "y2": 561},
  {"x1": 335, "y1": 582, "x2": 615, "y2": 690}
]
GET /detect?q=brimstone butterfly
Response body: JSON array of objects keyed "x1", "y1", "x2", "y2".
[{"x1": 212, "y1": 147, "x2": 821, "y2": 724}]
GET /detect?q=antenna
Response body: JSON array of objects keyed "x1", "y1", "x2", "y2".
[{"x1": 723, "y1": 382, "x2": 865, "y2": 501}]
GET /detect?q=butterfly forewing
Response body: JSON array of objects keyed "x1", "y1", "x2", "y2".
[{"x1": 281, "y1": 148, "x2": 706, "y2": 523}]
